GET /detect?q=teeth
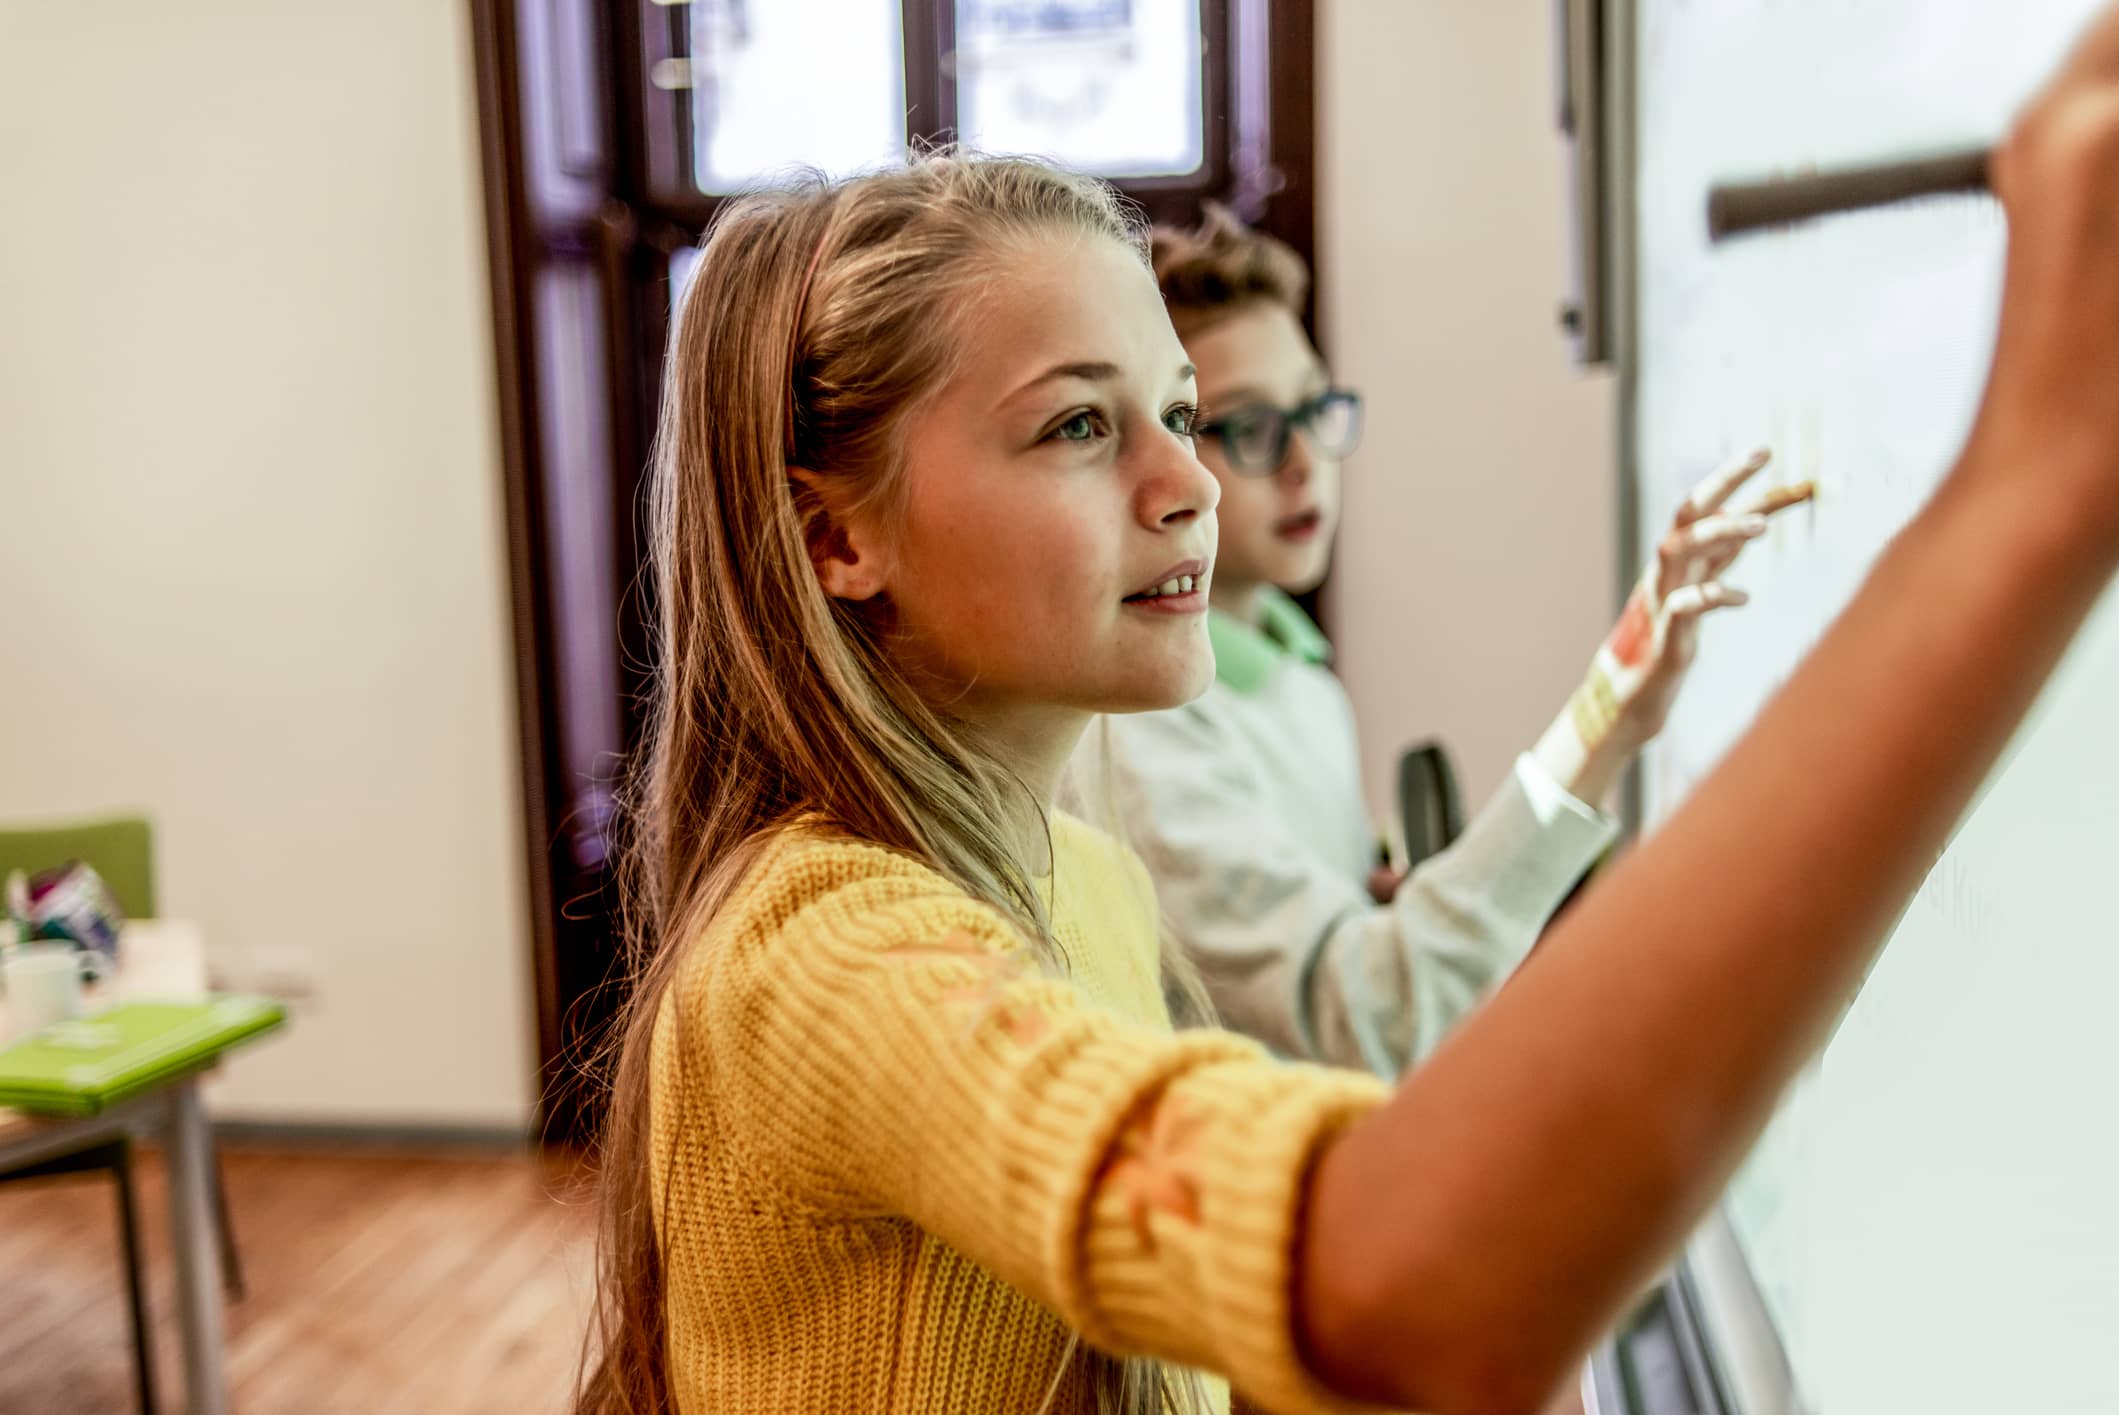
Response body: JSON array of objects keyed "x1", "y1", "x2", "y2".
[{"x1": 1133, "y1": 573, "x2": 1203, "y2": 600}]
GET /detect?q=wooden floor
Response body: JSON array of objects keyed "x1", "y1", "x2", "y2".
[
  {"x1": 0, "y1": 1144, "x2": 597, "y2": 1415},
  {"x1": 0, "y1": 1143, "x2": 1595, "y2": 1415}
]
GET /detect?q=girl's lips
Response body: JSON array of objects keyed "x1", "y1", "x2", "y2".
[{"x1": 1122, "y1": 588, "x2": 1209, "y2": 615}]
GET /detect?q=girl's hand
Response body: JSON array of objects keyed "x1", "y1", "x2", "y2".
[
  {"x1": 1975, "y1": 0, "x2": 2119, "y2": 537},
  {"x1": 1532, "y1": 449, "x2": 1811, "y2": 805}
]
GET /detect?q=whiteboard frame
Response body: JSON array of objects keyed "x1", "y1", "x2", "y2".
[
  {"x1": 1608, "y1": 0, "x2": 1804, "y2": 1409},
  {"x1": 1607, "y1": 0, "x2": 1643, "y2": 831}
]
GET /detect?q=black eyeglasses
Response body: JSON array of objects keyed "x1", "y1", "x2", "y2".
[{"x1": 1194, "y1": 388, "x2": 1364, "y2": 476}]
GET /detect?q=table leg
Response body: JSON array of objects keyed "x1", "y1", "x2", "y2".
[{"x1": 166, "y1": 1082, "x2": 228, "y2": 1415}]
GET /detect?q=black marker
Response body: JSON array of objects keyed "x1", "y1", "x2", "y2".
[{"x1": 1707, "y1": 146, "x2": 1993, "y2": 241}]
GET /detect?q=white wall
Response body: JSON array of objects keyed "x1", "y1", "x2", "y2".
[
  {"x1": 0, "y1": 2, "x2": 535, "y2": 1128},
  {"x1": 1320, "y1": 0, "x2": 1619, "y2": 812}
]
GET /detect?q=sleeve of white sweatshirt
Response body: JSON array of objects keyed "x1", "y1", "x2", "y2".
[{"x1": 1089, "y1": 698, "x2": 1617, "y2": 1077}]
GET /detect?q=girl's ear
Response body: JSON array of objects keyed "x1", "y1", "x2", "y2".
[{"x1": 788, "y1": 468, "x2": 891, "y2": 602}]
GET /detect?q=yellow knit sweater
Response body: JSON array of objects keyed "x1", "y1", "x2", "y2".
[{"x1": 649, "y1": 813, "x2": 1394, "y2": 1414}]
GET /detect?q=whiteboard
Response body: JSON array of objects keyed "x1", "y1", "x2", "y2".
[{"x1": 1633, "y1": 3, "x2": 2119, "y2": 1411}]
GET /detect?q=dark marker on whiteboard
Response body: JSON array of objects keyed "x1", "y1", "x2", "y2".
[{"x1": 1707, "y1": 147, "x2": 1993, "y2": 241}]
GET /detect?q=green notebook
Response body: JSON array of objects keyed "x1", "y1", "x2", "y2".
[{"x1": 0, "y1": 997, "x2": 286, "y2": 1117}]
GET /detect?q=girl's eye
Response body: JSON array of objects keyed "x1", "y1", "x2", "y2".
[
  {"x1": 1164, "y1": 403, "x2": 1200, "y2": 438},
  {"x1": 1049, "y1": 411, "x2": 1103, "y2": 443}
]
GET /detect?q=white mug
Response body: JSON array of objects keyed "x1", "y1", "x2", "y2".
[{"x1": 3, "y1": 943, "x2": 83, "y2": 1043}]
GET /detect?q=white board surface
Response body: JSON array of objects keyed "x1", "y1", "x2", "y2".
[{"x1": 1635, "y1": 3, "x2": 2119, "y2": 1410}]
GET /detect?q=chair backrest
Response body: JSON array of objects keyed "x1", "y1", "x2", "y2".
[
  {"x1": 0, "y1": 815, "x2": 157, "y2": 918},
  {"x1": 1396, "y1": 741, "x2": 1464, "y2": 871}
]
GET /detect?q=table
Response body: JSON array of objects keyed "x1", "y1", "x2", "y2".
[{"x1": 0, "y1": 921, "x2": 233, "y2": 1415}]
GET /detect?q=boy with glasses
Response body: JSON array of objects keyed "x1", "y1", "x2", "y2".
[{"x1": 1077, "y1": 207, "x2": 1796, "y2": 1076}]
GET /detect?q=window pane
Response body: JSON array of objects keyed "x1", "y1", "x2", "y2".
[
  {"x1": 687, "y1": 0, "x2": 907, "y2": 194},
  {"x1": 669, "y1": 246, "x2": 702, "y2": 331},
  {"x1": 955, "y1": 0, "x2": 1203, "y2": 178}
]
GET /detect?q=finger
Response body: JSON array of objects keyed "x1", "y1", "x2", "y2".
[
  {"x1": 1668, "y1": 513, "x2": 1769, "y2": 559},
  {"x1": 1694, "y1": 540, "x2": 1753, "y2": 583},
  {"x1": 1658, "y1": 514, "x2": 1767, "y2": 596},
  {"x1": 1736, "y1": 479, "x2": 1818, "y2": 520},
  {"x1": 1664, "y1": 581, "x2": 1751, "y2": 618},
  {"x1": 1692, "y1": 518, "x2": 1776, "y2": 580},
  {"x1": 1678, "y1": 447, "x2": 1773, "y2": 526}
]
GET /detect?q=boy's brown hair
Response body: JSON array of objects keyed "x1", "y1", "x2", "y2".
[{"x1": 1150, "y1": 202, "x2": 1310, "y2": 337}]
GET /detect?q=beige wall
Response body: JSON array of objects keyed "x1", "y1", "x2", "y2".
[
  {"x1": 1319, "y1": 0, "x2": 1619, "y2": 813},
  {"x1": 0, "y1": 2, "x2": 535, "y2": 1128}
]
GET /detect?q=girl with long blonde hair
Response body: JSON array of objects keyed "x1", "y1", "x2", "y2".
[{"x1": 578, "y1": 21, "x2": 2119, "y2": 1407}]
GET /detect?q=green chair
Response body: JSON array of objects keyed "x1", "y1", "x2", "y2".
[
  {"x1": 0, "y1": 815, "x2": 156, "y2": 921},
  {"x1": 1, "y1": 814, "x2": 246, "y2": 1415}
]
